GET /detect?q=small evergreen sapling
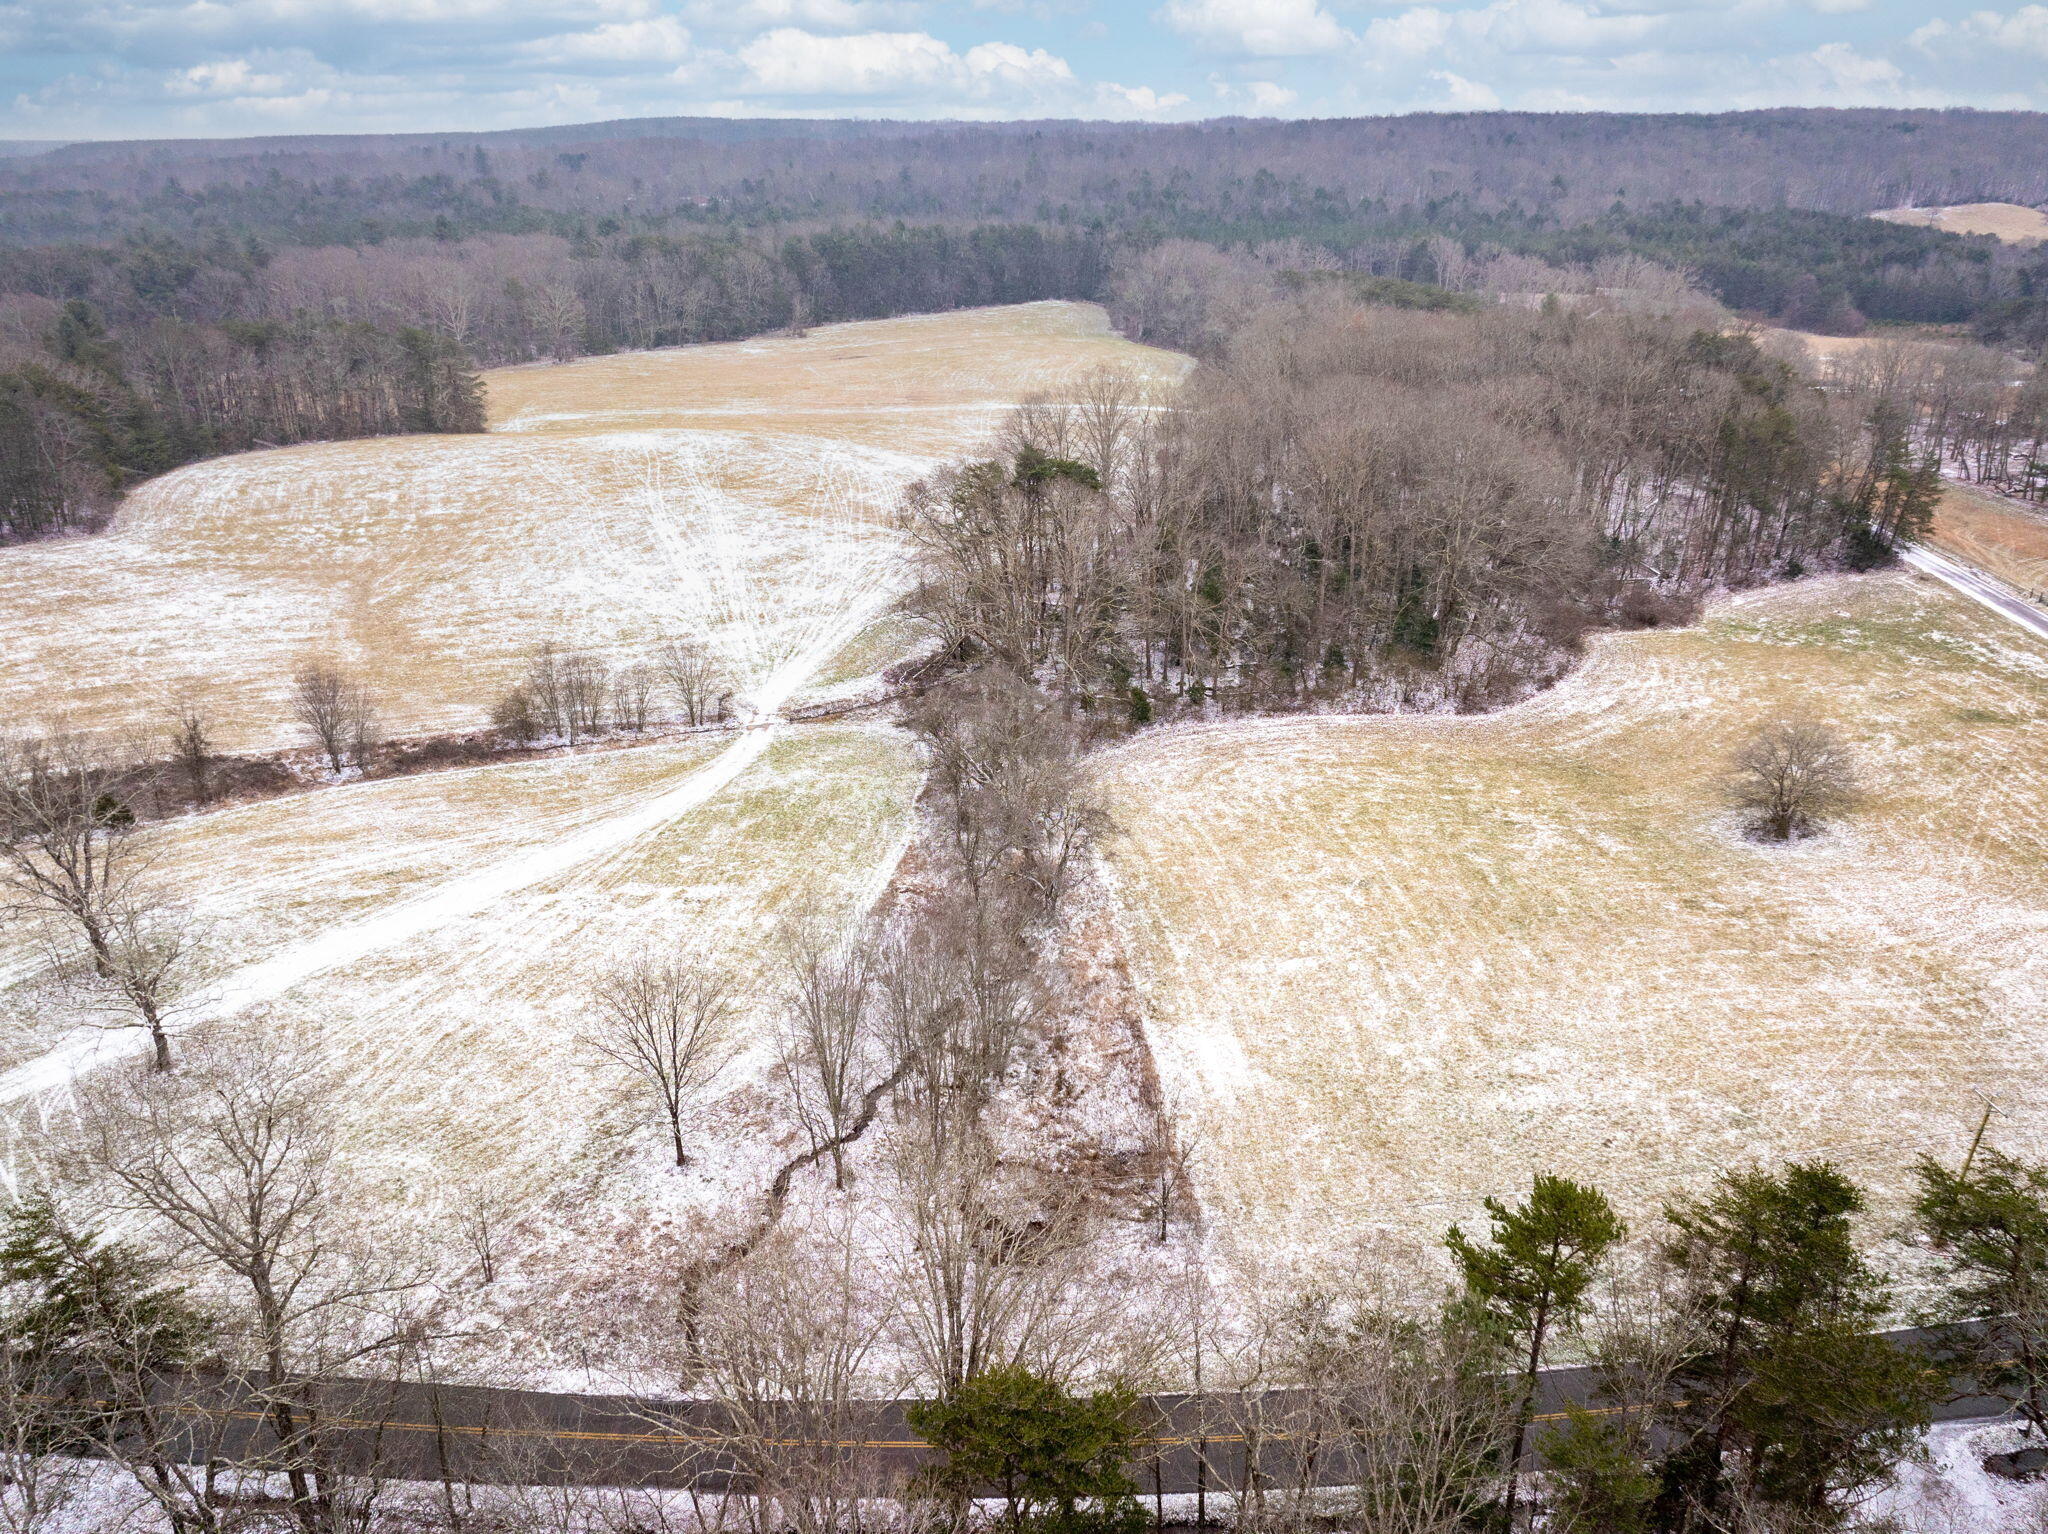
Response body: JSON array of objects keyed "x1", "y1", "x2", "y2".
[{"x1": 908, "y1": 1366, "x2": 1144, "y2": 1534}]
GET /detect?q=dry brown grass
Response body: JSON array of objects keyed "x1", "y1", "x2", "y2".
[
  {"x1": 0, "y1": 303, "x2": 1188, "y2": 753},
  {"x1": 1929, "y1": 485, "x2": 2048, "y2": 598},
  {"x1": 1096, "y1": 573, "x2": 2048, "y2": 1290},
  {"x1": 1873, "y1": 202, "x2": 2048, "y2": 245}
]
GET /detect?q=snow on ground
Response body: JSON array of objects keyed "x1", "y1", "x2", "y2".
[
  {"x1": 2, "y1": 721, "x2": 924, "y2": 1379},
  {"x1": 1095, "y1": 572, "x2": 2048, "y2": 1295},
  {"x1": 1866, "y1": 1421, "x2": 2048, "y2": 1533},
  {"x1": 0, "y1": 300, "x2": 1194, "y2": 1386},
  {"x1": 0, "y1": 302, "x2": 1187, "y2": 753},
  {"x1": 1929, "y1": 484, "x2": 2048, "y2": 601}
]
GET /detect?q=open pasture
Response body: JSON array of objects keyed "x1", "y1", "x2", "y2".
[
  {"x1": 1929, "y1": 484, "x2": 2048, "y2": 600},
  {"x1": 1, "y1": 721, "x2": 923, "y2": 1369},
  {"x1": 1096, "y1": 573, "x2": 2048, "y2": 1285},
  {"x1": 0, "y1": 302, "x2": 1185, "y2": 753},
  {"x1": 1873, "y1": 202, "x2": 2048, "y2": 244}
]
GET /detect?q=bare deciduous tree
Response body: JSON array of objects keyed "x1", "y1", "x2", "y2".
[
  {"x1": 776, "y1": 937, "x2": 880, "y2": 1192},
  {"x1": 687, "y1": 1224, "x2": 905, "y2": 1534},
  {"x1": 611, "y1": 662, "x2": 656, "y2": 734},
  {"x1": 522, "y1": 642, "x2": 611, "y2": 745},
  {"x1": 164, "y1": 696, "x2": 214, "y2": 807},
  {"x1": 0, "y1": 731, "x2": 149, "y2": 976},
  {"x1": 655, "y1": 637, "x2": 730, "y2": 726},
  {"x1": 290, "y1": 661, "x2": 378, "y2": 775},
  {"x1": 585, "y1": 959, "x2": 736, "y2": 1167},
  {"x1": 455, "y1": 1186, "x2": 516, "y2": 1286},
  {"x1": 66, "y1": 899, "x2": 205, "y2": 1072},
  {"x1": 81, "y1": 1029, "x2": 423, "y2": 1534},
  {"x1": 885, "y1": 1132, "x2": 1109, "y2": 1396},
  {"x1": 1726, "y1": 717, "x2": 1859, "y2": 842}
]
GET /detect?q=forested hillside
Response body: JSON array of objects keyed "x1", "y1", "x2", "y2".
[{"x1": 3, "y1": 108, "x2": 2046, "y2": 545}]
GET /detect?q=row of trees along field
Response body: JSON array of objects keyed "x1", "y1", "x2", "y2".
[
  {"x1": 909, "y1": 288, "x2": 1968, "y2": 719},
  {"x1": 0, "y1": 296, "x2": 481, "y2": 543},
  {"x1": 0, "y1": 220, "x2": 1105, "y2": 544},
  {"x1": 7, "y1": 111, "x2": 2048, "y2": 547}
]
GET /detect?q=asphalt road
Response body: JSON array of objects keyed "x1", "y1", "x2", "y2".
[
  {"x1": 114, "y1": 1326, "x2": 2011, "y2": 1495},
  {"x1": 1901, "y1": 540, "x2": 2048, "y2": 643}
]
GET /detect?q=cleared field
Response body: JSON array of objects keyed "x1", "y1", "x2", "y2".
[
  {"x1": 1097, "y1": 573, "x2": 2048, "y2": 1286},
  {"x1": 1929, "y1": 484, "x2": 2048, "y2": 599},
  {"x1": 1, "y1": 720, "x2": 923, "y2": 1367},
  {"x1": 1873, "y1": 202, "x2": 2048, "y2": 245},
  {"x1": 0, "y1": 303, "x2": 1187, "y2": 753}
]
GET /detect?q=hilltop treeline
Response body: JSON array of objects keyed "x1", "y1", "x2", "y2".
[
  {"x1": 0, "y1": 297, "x2": 481, "y2": 542},
  {"x1": 5, "y1": 111, "x2": 2048, "y2": 337},
  {"x1": 912, "y1": 296, "x2": 1921, "y2": 717},
  {"x1": 0, "y1": 220, "x2": 1109, "y2": 542},
  {"x1": 5, "y1": 110, "x2": 2046, "y2": 546},
  {"x1": 11, "y1": 111, "x2": 2048, "y2": 238}
]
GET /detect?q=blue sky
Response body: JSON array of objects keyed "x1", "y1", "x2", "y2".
[{"x1": 1, "y1": 0, "x2": 2043, "y2": 141}]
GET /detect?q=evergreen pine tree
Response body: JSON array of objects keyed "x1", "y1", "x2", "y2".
[
  {"x1": 1447, "y1": 1172, "x2": 1626, "y2": 1530},
  {"x1": 1654, "y1": 1163, "x2": 1936, "y2": 1529},
  {"x1": 1914, "y1": 1148, "x2": 2048, "y2": 1441}
]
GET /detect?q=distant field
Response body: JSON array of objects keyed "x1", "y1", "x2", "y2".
[
  {"x1": 1097, "y1": 574, "x2": 2048, "y2": 1287},
  {"x1": 1873, "y1": 201, "x2": 2048, "y2": 245},
  {"x1": 0, "y1": 302, "x2": 1187, "y2": 753},
  {"x1": 1929, "y1": 484, "x2": 2048, "y2": 599}
]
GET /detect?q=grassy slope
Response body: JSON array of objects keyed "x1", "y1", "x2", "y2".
[
  {"x1": 2, "y1": 725, "x2": 922, "y2": 1352},
  {"x1": 1097, "y1": 572, "x2": 2048, "y2": 1286},
  {"x1": 0, "y1": 302, "x2": 1188, "y2": 752}
]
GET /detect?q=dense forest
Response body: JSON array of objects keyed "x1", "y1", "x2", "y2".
[{"x1": 3, "y1": 109, "x2": 2046, "y2": 544}]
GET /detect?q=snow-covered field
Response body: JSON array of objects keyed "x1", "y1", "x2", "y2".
[
  {"x1": 0, "y1": 302, "x2": 1188, "y2": 752},
  {"x1": 0, "y1": 301, "x2": 1190, "y2": 1382},
  {"x1": 1, "y1": 721, "x2": 924, "y2": 1374},
  {"x1": 1097, "y1": 573, "x2": 2048, "y2": 1291}
]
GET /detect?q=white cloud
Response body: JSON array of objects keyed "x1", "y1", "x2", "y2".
[
  {"x1": 1157, "y1": 0, "x2": 1348, "y2": 56},
  {"x1": 1096, "y1": 81, "x2": 1192, "y2": 114},
  {"x1": 169, "y1": 57, "x2": 291, "y2": 95},
  {"x1": 520, "y1": 16, "x2": 692, "y2": 63},
  {"x1": 1793, "y1": 38, "x2": 1900, "y2": 89},
  {"x1": 1430, "y1": 68, "x2": 1500, "y2": 106},
  {"x1": 1212, "y1": 77, "x2": 1299, "y2": 111},
  {"x1": 1360, "y1": 7, "x2": 1453, "y2": 57},
  {"x1": 682, "y1": 0, "x2": 900, "y2": 33},
  {"x1": 737, "y1": 27, "x2": 1074, "y2": 97},
  {"x1": 1912, "y1": 5, "x2": 2048, "y2": 58},
  {"x1": 1363, "y1": 0, "x2": 1658, "y2": 60}
]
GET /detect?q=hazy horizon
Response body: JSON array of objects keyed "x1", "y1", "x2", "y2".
[{"x1": 4, "y1": 0, "x2": 2045, "y2": 145}]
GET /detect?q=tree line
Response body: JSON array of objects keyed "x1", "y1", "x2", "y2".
[
  {"x1": 0, "y1": 295, "x2": 482, "y2": 543},
  {"x1": 910, "y1": 287, "x2": 1954, "y2": 722}
]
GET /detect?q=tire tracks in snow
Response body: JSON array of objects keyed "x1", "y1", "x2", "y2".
[{"x1": 0, "y1": 600, "x2": 896, "y2": 1117}]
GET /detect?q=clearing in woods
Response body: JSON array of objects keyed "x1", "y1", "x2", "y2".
[
  {"x1": 0, "y1": 302, "x2": 1187, "y2": 752},
  {"x1": 1872, "y1": 202, "x2": 2048, "y2": 245},
  {"x1": 1096, "y1": 573, "x2": 2048, "y2": 1289}
]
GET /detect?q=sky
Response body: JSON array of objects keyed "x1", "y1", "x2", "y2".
[{"x1": 0, "y1": 0, "x2": 2044, "y2": 142}]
